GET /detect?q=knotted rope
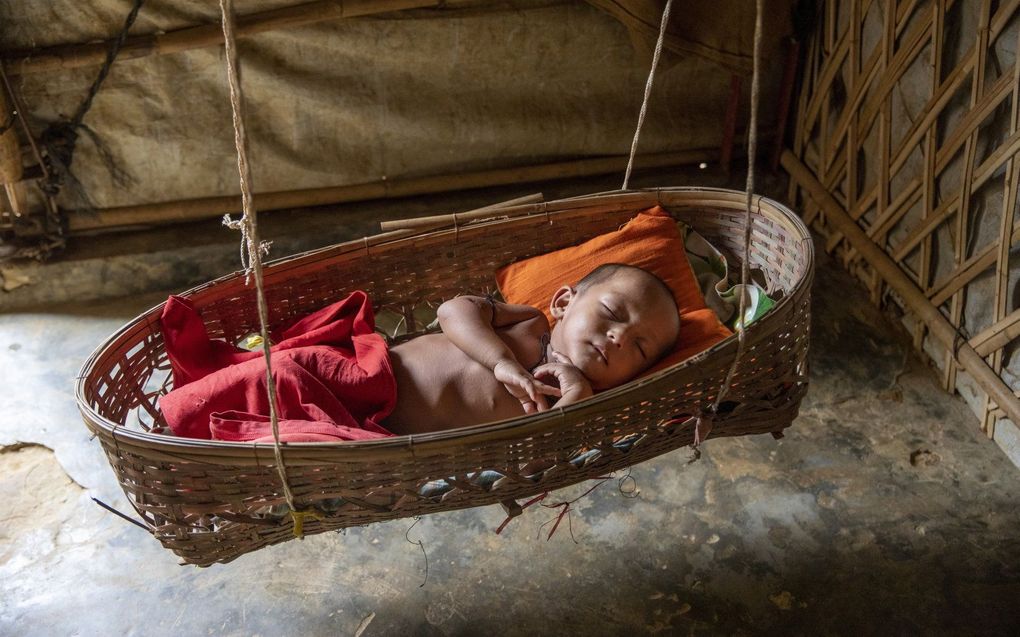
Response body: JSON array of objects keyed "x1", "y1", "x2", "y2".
[{"x1": 218, "y1": 0, "x2": 311, "y2": 538}]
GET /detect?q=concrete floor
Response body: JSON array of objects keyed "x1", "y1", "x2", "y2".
[{"x1": 3, "y1": 179, "x2": 1020, "y2": 635}]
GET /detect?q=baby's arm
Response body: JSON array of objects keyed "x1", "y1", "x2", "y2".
[{"x1": 437, "y1": 296, "x2": 559, "y2": 412}]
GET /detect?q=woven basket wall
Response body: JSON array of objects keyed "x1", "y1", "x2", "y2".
[
  {"x1": 786, "y1": 0, "x2": 1020, "y2": 450},
  {"x1": 77, "y1": 188, "x2": 813, "y2": 566}
]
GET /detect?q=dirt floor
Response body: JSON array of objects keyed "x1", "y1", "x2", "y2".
[{"x1": 2, "y1": 174, "x2": 1019, "y2": 635}]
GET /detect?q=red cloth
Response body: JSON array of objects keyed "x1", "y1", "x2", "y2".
[{"x1": 158, "y1": 291, "x2": 396, "y2": 443}]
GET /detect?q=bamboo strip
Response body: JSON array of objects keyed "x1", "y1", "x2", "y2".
[
  {"x1": 972, "y1": 308, "x2": 1020, "y2": 358},
  {"x1": 933, "y1": 69, "x2": 1015, "y2": 175},
  {"x1": 913, "y1": 0, "x2": 943, "y2": 350},
  {"x1": 68, "y1": 150, "x2": 717, "y2": 233},
  {"x1": 379, "y1": 193, "x2": 544, "y2": 231},
  {"x1": 0, "y1": 83, "x2": 21, "y2": 185},
  {"x1": 929, "y1": 5, "x2": 998, "y2": 314},
  {"x1": 3, "y1": 0, "x2": 442, "y2": 75},
  {"x1": 895, "y1": 0, "x2": 924, "y2": 37},
  {"x1": 3, "y1": 182, "x2": 27, "y2": 216},
  {"x1": 990, "y1": 0, "x2": 1020, "y2": 41},
  {"x1": 823, "y1": 43, "x2": 881, "y2": 176},
  {"x1": 783, "y1": 149, "x2": 1020, "y2": 427},
  {"x1": 869, "y1": 0, "x2": 896, "y2": 305},
  {"x1": 868, "y1": 177, "x2": 922, "y2": 242},
  {"x1": 857, "y1": 8, "x2": 934, "y2": 134},
  {"x1": 928, "y1": 224, "x2": 1020, "y2": 307},
  {"x1": 944, "y1": 0, "x2": 992, "y2": 393},
  {"x1": 985, "y1": 27, "x2": 1020, "y2": 434},
  {"x1": 843, "y1": 0, "x2": 861, "y2": 220},
  {"x1": 892, "y1": 191, "x2": 959, "y2": 262},
  {"x1": 830, "y1": 63, "x2": 1015, "y2": 258},
  {"x1": 887, "y1": 52, "x2": 975, "y2": 179},
  {"x1": 891, "y1": 125, "x2": 1020, "y2": 262},
  {"x1": 801, "y1": 27, "x2": 851, "y2": 136}
]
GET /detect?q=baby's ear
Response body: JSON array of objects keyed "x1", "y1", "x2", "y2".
[{"x1": 549, "y1": 285, "x2": 574, "y2": 319}]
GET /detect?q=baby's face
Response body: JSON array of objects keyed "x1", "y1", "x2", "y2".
[{"x1": 548, "y1": 269, "x2": 680, "y2": 391}]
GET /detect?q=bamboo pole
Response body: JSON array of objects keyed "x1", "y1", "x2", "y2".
[
  {"x1": 0, "y1": 65, "x2": 27, "y2": 215},
  {"x1": 3, "y1": 0, "x2": 442, "y2": 76},
  {"x1": 380, "y1": 192, "x2": 543, "y2": 231},
  {"x1": 782, "y1": 149, "x2": 1020, "y2": 428},
  {"x1": 67, "y1": 149, "x2": 719, "y2": 233},
  {"x1": 0, "y1": 86, "x2": 21, "y2": 184}
]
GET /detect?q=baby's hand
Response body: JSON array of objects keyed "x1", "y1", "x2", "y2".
[
  {"x1": 493, "y1": 359, "x2": 561, "y2": 414},
  {"x1": 533, "y1": 362, "x2": 593, "y2": 406}
]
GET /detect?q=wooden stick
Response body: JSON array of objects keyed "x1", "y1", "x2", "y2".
[
  {"x1": 67, "y1": 149, "x2": 719, "y2": 233},
  {"x1": 3, "y1": 0, "x2": 441, "y2": 76},
  {"x1": 972, "y1": 308, "x2": 1020, "y2": 358},
  {"x1": 782, "y1": 149, "x2": 1020, "y2": 428},
  {"x1": 380, "y1": 192, "x2": 543, "y2": 231},
  {"x1": 0, "y1": 83, "x2": 21, "y2": 185}
]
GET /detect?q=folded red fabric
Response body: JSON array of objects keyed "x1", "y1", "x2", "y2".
[{"x1": 158, "y1": 291, "x2": 396, "y2": 442}]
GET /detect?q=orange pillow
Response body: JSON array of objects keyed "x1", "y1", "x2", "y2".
[{"x1": 496, "y1": 205, "x2": 732, "y2": 375}]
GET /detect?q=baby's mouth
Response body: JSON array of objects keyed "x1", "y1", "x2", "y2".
[{"x1": 591, "y1": 342, "x2": 608, "y2": 365}]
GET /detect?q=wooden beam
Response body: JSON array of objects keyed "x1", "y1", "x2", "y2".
[
  {"x1": 3, "y1": 0, "x2": 442, "y2": 76},
  {"x1": 68, "y1": 149, "x2": 719, "y2": 233},
  {"x1": 783, "y1": 149, "x2": 1020, "y2": 428},
  {"x1": 0, "y1": 80, "x2": 22, "y2": 184}
]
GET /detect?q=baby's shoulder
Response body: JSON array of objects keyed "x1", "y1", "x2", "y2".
[{"x1": 501, "y1": 308, "x2": 550, "y2": 338}]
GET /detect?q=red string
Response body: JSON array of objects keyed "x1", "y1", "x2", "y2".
[
  {"x1": 494, "y1": 475, "x2": 614, "y2": 539},
  {"x1": 495, "y1": 492, "x2": 548, "y2": 535}
]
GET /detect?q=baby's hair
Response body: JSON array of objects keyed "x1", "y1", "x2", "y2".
[{"x1": 575, "y1": 263, "x2": 678, "y2": 314}]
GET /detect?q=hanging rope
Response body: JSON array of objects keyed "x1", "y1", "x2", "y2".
[
  {"x1": 621, "y1": 0, "x2": 764, "y2": 457},
  {"x1": 700, "y1": 0, "x2": 764, "y2": 449},
  {"x1": 217, "y1": 0, "x2": 311, "y2": 537},
  {"x1": 621, "y1": 0, "x2": 674, "y2": 190}
]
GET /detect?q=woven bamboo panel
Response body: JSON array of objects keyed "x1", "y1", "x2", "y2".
[
  {"x1": 788, "y1": 0, "x2": 1020, "y2": 440},
  {"x1": 76, "y1": 188, "x2": 813, "y2": 566}
]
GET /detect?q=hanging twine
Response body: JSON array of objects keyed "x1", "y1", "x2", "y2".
[
  {"x1": 622, "y1": 0, "x2": 763, "y2": 457},
  {"x1": 217, "y1": 0, "x2": 312, "y2": 538},
  {"x1": 621, "y1": 0, "x2": 674, "y2": 190},
  {"x1": 701, "y1": 0, "x2": 764, "y2": 443}
]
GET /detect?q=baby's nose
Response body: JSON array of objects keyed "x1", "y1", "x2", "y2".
[{"x1": 608, "y1": 326, "x2": 631, "y2": 346}]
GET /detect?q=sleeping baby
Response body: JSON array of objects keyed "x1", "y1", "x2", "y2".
[{"x1": 157, "y1": 263, "x2": 680, "y2": 441}]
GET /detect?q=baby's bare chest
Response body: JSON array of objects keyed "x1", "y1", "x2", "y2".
[{"x1": 386, "y1": 323, "x2": 548, "y2": 431}]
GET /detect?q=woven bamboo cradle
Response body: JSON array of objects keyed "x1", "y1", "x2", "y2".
[{"x1": 76, "y1": 187, "x2": 813, "y2": 566}]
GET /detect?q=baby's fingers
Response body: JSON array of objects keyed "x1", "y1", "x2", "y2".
[
  {"x1": 533, "y1": 364, "x2": 565, "y2": 383},
  {"x1": 532, "y1": 381, "x2": 562, "y2": 398},
  {"x1": 530, "y1": 390, "x2": 549, "y2": 412}
]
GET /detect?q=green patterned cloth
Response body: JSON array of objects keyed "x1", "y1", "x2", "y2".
[{"x1": 678, "y1": 221, "x2": 776, "y2": 330}]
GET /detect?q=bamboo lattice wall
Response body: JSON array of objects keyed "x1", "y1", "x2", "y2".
[{"x1": 785, "y1": 0, "x2": 1020, "y2": 463}]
